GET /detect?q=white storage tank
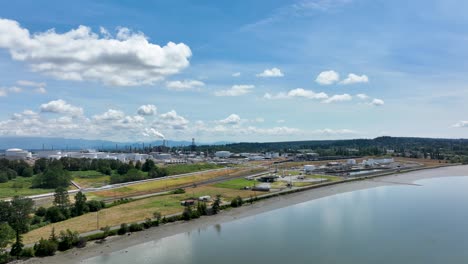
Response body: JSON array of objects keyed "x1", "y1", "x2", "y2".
[{"x1": 304, "y1": 165, "x2": 316, "y2": 172}]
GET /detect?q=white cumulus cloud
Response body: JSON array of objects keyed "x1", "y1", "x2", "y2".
[
  {"x1": 322, "y1": 94, "x2": 352, "y2": 103},
  {"x1": 137, "y1": 104, "x2": 157, "y2": 116},
  {"x1": 166, "y1": 80, "x2": 204, "y2": 91},
  {"x1": 219, "y1": 114, "x2": 242, "y2": 125},
  {"x1": 93, "y1": 109, "x2": 125, "y2": 121},
  {"x1": 156, "y1": 110, "x2": 189, "y2": 130},
  {"x1": 40, "y1": 99, "x2": 83, "y2": 116},
  {"x1": 369, "y1": 98, "x2": 384, "y2": 106},
  {"x1": 0, "y1": 18, "x2": 192, "y2": 86},
  {"x1": 214, "y1": 84, "x2": 254, "y2": 96},
  {"x1": 316, "y1": 70, "x2": 340, "y2": 85},
  {"x1": 232, "y1": 72, "x2": 241, "y2": 77},
  {"x1": 340, "y1": 73, "x2": 369, "y2": 85},
  {"x1": 256, "y1": 67, "x2": 284, "y2": 77},
  {"x1": 264, "y1": 88, "x2": 328, "y2": 100},
  {"x1": 356, "y1": 93, "x2": 369, "y2": 100}
]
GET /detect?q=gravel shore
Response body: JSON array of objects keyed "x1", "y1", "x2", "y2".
[{"x1": 22, "y1": 165, "x2": 468, "y2": 264}]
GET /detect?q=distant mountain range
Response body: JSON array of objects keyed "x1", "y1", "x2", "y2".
[{"x1": 0, "y1": 137, "x2": 232, "y2": 151}]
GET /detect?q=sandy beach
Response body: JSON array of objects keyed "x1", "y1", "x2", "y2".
[{"x1": 22, "y1": 165, "x2": 468, "y2": 264}]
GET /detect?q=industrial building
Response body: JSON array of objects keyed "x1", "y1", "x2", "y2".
[{"x1": 4, "y1": 148, "x2": 32, "y2": 160}]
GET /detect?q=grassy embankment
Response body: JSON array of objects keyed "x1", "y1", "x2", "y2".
[
  {"x1": 0, "y1": 177, "x2": 54, "y2": 199},
  {"x1": 23, "y1": 185, "x2": 258, "y2": 244},
  {"x1": 89, "y1": 167, "x2": 265, "y2": 200},
  {"x1": 70, "y1": 170, "x2": 111, "y2": 188}
]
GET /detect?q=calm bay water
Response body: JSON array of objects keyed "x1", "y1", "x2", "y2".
[{"x1": 84, "y1": 176, "x2": 468, "y2": 264}]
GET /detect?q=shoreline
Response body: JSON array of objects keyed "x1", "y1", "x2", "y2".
[{"x1": 22, "y1": 165, "x2": 468, "y2": 264}]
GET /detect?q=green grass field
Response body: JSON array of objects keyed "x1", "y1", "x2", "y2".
[
  {"x1": 165, "y1": 163, "x2": 223, "y2": 175},
  {"x1": 213, "y1": 178, "x2": 257, "y2": 190},
  {"x1": 0, "y1": 177, "x2": 53, "y2": 199},
  {"x1": 306, "y1": 175, "x2": 342, "y2": 181},
  {"x1": 70, "y1": 170, "x2": 111, "y2": 188}
]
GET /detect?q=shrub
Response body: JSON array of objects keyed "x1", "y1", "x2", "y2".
[
  {"x1": 87, "y1": 200, "x2": 103, "y2": 212},
  {"x1": 143, "y1": 218, "x2": 152, "y2": 229},
  {"x1": 58, "y1": 230, "x2": 79, "y2": 251},
  {"x1": 35, "y1": 207, "x2": 47, "y2": 217},
  {"x1": 117, "y1": 223, "x2": 129, "y2": 235},
  {"x1": 129, "y1": 223, "x2": 143, "y2": 232},
  {"x1": 173, "y1": 188, "x2": 186, "y2": 194},
  {"x1": 19, "y1": 247, "x2": 35, "y2": 258},
  {"x1": 0, "y1": 174, "x2": 8, "y2": 183},
  {"x1": 230, "y1": 196, "x2": 243, "y2": 208},
  {"x1": 197, "y1": 202, "x2": 207, "y2": 215},
  {"x1": 34, "y1": 238, "x2": 57, "y2": 257},
  {"x1": 31, "y1": 215, "x2": 43, "y2": 225},
  {"x1": 45, "y1": 206, "x2": 67, "y2": 223},
  {"x1": 182, "y1": 207, "x2": 193, "y2": 221},
  {"x1": 75, "y1": 237, "x2": 87, "y2": 248},
  {"x1": 212, "y1": 195, "x2": 221, "y2": 214},
  {"x1": 153, "y1": 211, "x2": 162, "y2": 221}
]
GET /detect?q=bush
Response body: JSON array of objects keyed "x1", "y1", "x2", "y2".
[
  {"x1": 230, "y1": 196, "x2": 243, "y2": 208},
  {"x1": 31, "y1": 215, "x2": 43, "y2": 225},
  {"x1": 143, "y1": 218, "x2": 152, "y2": 229},
  {"x1": 173, "y1": 188, "x2": 186, "y2": 194},
  {"x1": 87, "y1": 200, "x2": 103, "y2": 212},
  {"x1": 57, "y1": 230, "x2": 79, "y2": 251},
  {"x1": 34, "y1": 238, "x2": 57, "y2": 257},
  {"x1": 75, "y1": 237, "x2": 87, "y2": 248},
  {"x1": 0, "y1": 252, "x2": 10, "y2": 264},
  {"x1": 182, "y1": 207, "x2": 193, "y2": 221},
  {"x1": 129, "y1": 223, "x2": 143, "y2": 232},
  {"x1": 45, "y1": 206, "x2": 67, "y2": 223},
  {"x1": 0, "y1": 174, "x2": 8, "y2": 183},
  {"x1": 19, "y1": 247, "x2": 35, "y2": 258},
  {"x1": 35, "y1": 207, "x2": 47, "y2": 217},
  {"x1": 197, "y1": 202, "x2": 207, "y2": 215},
  {"x1": 117, "y1": 223, "x2": 129, "y2": 235}
]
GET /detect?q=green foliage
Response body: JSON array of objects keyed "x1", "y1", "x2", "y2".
[
  {"x1": 172, "y1": 188, "x2": 186, "y2": 194},
  {"x1": 182, "y1": 206, "x2": 193, "y2": 221},
  {"x1": 141, "y1": 159, "x2": 156, "y2": 172},
  {"x1": 34, "y1": 238, "x2": 57, "y2": 257},
  {"x1": 35, "y1": 207, "x2": 47, "y2": 217},
  {"x1": 45, "y1": 206, "x2": 69, "y2": 223},
  {"x1": 110, "y1": 168, "x2": 146, "y2": 184},
  {"x1": 197, "y1": 201, "x2": 208, "y2": 216},
  {"x1": 0, "y1": 175, "x2": 7, "y2": 184},
  {"x1": 8, "y1": 196, "x2": 34, "y2": 235},
  {"x1": 10, "y1": 238, "x2": 24, "y2": 259},
  {"x1": 129, "y1": 223, "x2": 144, "y2": 232},
  {"x1": 230, "y1": 196, "x2": 244, "y2": 208},
  {"x1": 32, "y1": 162, "x2": 71, "y2": 189},
  {"x1": 0, "y1": 223, "x2": 15, "y2": 249},
  {"x1": 21, "y1": 167, "x2": 34, "y2": 178},
  {"x1": 148, "y1": 166, "x2": 168, "y2": 178},
  {"x1": 57, "y1": 229, "x2": 79, "y2": 251},
  {"x1": 153, "y1": 211, "x2": 162, "y2": 221},
  {"x1": 87, "y1": 200, "x2": 105, "y2": 212},
  {"x1": 19, "y1": 247, "x2": 35, "y2": 258},
  {"x1": 117, "y1": 223, "x2": 129, "y2": 235},
  {"x1": 165, "y1": 163, "x2": 221, "y2": 175},
  {"x1": 72, "y1": 191, "x2": 88, "y2": 216},
  {"x1": 212, "y1": 195, "x2": 221, "y2": 214},
  {"x1": 53, "y1": 187, "x2": 70, "y2": 209},
  {"x1": 75, "y1": 237, "x2": 87, "y2": 248}
]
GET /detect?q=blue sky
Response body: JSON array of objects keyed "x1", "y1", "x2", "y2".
[{"x1": 0, "y1": 0, "x2": 467, "y2": 142}]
